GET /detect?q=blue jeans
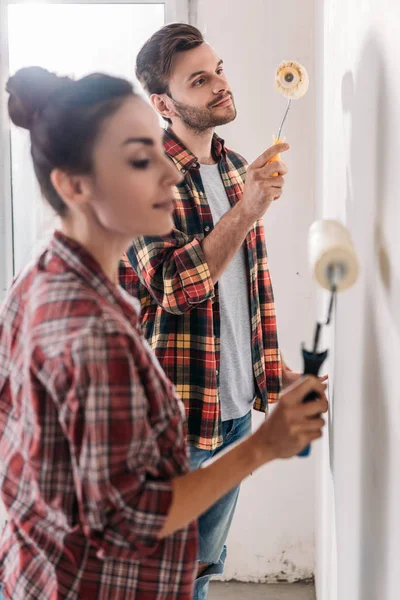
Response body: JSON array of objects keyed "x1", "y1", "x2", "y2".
[{"x1": 189, "y1": 411, "x2": 252, "y2": 600}]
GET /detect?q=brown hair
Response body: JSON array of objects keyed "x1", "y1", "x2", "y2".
[
  {"x1": 6, "y1": 67, "x2": 135, "y2": 216},
  {"x1": 136, "y1": 23, "x2": 204, "y2": 98}
]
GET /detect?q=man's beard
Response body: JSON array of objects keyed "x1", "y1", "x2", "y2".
[{"x1": 170, "y1": 93, "x2": 237, "y2": 133}]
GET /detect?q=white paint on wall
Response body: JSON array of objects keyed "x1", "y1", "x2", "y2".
[
  {"x1": 197, "y1": 0, "x2": 318, "y2": 582},
  {"x1": 315, "y1": 2, "x2": 400, "y2": 599}
]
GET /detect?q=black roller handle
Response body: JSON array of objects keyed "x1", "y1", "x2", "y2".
[{"x1": 297, "y1": 346, "x2": 328, "y2": 457}]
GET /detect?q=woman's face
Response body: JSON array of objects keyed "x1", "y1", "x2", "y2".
[{"x1": 88, "y1": 95, "x2": 182, "y2": 238}]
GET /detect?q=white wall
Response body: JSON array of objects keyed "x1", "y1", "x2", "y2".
[
  {"x1": 316, "y1": 1, "x2": 400, "y2": 599},
  {"x1": 197, "y1": 0, "x2": 318, "y2": 582}
]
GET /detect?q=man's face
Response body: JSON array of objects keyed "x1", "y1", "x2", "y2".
[{"x1": 167, "y1": 43, "x2": 237, "y2": 132}]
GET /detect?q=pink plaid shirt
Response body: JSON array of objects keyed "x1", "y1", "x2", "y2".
[{"x1": 0, "y1": 231, "x2": 197, "y2": 599}]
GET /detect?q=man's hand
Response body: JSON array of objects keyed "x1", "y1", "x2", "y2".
[
  {"x1": 239, "y1": 143, "x2": 289, "y2": 223},
  {"x1": 282, "y1": 364, "x2": 328, "y2": 389},
  {"x1": 281, "y1": 352, "x2": 328, "y2": 389}
]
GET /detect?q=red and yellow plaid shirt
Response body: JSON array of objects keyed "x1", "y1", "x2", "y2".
[
  {"x1": 0, "y1": 232, "x2": 197, "y2": 600},
  {"x1": 120, "y1": 129, "x2": 282, "y2": 450}
]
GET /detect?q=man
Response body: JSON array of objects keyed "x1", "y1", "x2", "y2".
[{"x1": 120, "y1": 23, "x2": 300, "y2": 600}]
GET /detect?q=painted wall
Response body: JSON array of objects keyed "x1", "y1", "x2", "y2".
[{"x1": 315, "y1": 1, "x2": 400, "y2": 599}]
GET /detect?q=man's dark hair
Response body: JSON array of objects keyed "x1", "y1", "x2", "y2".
[{"x1": 136, "y1": 23, "x2": 204, "y2": 97}]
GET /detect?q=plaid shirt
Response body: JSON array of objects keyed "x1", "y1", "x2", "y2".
[
  {"x1": 0, "y1": 232, "x2": 197, "y2": 600},
  {"x1": 120, "y1": 129, "x2": 282, "y2": 451}
]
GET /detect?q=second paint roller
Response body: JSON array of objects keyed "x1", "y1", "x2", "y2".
[{"x1": 298, "y1": 219, "x2": 359, "y2": 458}]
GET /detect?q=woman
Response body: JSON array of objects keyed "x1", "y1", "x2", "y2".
[{"x1": 0, "y1": 67, "x2": 327, "y2": 599}]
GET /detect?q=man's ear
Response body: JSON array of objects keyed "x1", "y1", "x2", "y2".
[{"x1": 150, "y1": 93, "x2": 177, "y2": 121}]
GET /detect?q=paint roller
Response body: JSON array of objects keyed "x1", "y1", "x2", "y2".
[
  {"x1": 298, "y1": 219, "x2": 359, "y2": 457},
  {"x1": 269, "y1": 60, "x2": 310, "y2": 172}
]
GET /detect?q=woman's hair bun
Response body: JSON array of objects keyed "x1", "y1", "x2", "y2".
[{"x1": 6, "y1": 66, "x2": 72, "y2": 130}]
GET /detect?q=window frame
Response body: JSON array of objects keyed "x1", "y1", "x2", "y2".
[{"x1": 0, "y1": 0, "x2": 190, "y2": 300}]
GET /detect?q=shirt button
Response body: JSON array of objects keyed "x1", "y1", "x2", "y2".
[
  {"x1": 216, "y1": 369, "x2": 219, "y2": 376},
  {"x1": 205, "y1": 226, "x2": 211, "y2": 233}
]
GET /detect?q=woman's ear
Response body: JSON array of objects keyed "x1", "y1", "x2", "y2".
[{"x1": 50, "y1": 169, "x2": 92, "y2": 209}]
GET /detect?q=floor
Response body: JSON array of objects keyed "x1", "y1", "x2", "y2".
[{"x1": 209, "y1": 582, "x2": 316, "y2": 600}]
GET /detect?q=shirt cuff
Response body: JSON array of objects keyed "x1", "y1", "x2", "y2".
[{"x1": 174, "y1": 238, "x2": 215, "y2": 305}]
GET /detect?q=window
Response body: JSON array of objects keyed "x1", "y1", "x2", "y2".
[{"x1": 0, "y1": 0, "x2": 189, "y2": 299}]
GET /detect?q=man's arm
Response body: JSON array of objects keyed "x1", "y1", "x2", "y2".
[
  {"x1": 203, "y1": 143, "x2": 289, "y2": 284},
  {"x1": 127, "y1": 143, "x2": 289, "y2": 313}
]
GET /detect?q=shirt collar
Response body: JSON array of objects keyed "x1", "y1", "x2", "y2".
[
  {"x1": 48, "y1": 231, "x2": 142, "y2": 317},
  {"x1": 163, "y1": 128, "x2": 226, "y2": 174}
]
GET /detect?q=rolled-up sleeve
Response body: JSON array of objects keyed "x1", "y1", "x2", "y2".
[
  {"x1": 127, "y1": 229, "x2": 215, "y2": 315},
  {"x1": 59, "y1": 327, "x2": 174, "y2": 560}
]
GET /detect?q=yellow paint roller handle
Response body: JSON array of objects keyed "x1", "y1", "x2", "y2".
[{"x1": 269, "y1": 136, "x2": 285, "y2": 176}]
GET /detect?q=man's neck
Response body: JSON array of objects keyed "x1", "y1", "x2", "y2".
[{"x1": 169, "y1": 122, "x2": 216, "y2": 165}]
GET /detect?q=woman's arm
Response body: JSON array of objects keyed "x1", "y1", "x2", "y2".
[{"x1": 160, "y1": 376, "x2": 328, "y2": 538}]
